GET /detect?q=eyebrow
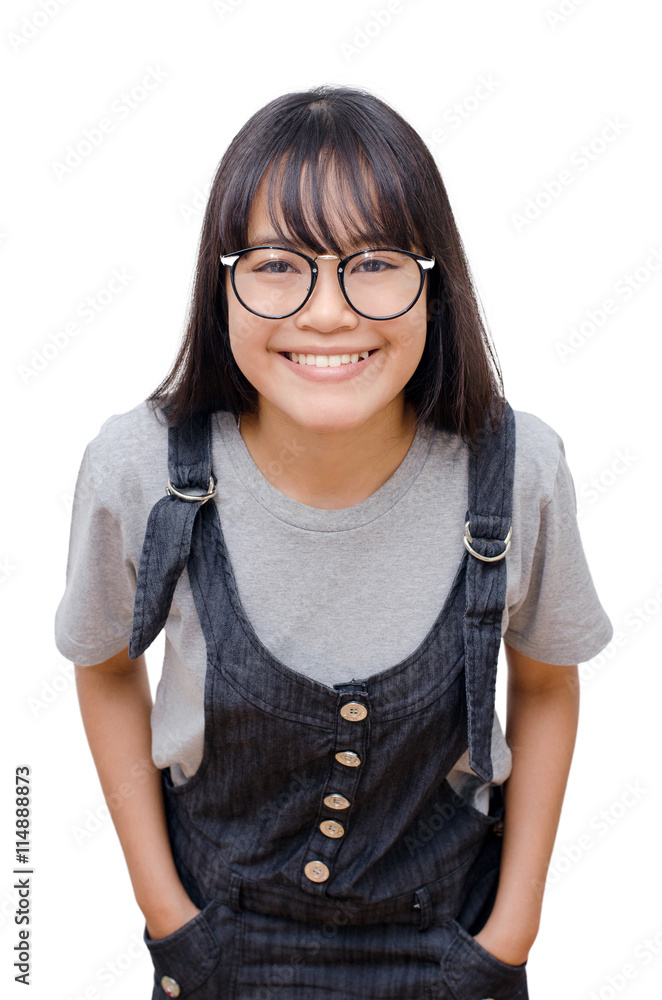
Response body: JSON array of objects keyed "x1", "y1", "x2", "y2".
[
  {"x1": 249, "y1": 233, "x2": 294, "y2": 246},
  {"x1": 247, "y1": 233, "x2": 331, "y2": 255},
  {"x1": 247, "y1": 233, "x2": 382, "y2": 253}
]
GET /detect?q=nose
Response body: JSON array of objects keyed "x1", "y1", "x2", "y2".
[{"x1": 294, "y1": 256, "x2": 358, "y2": 332}]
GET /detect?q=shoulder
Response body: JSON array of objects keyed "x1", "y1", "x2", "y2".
[
  {"x1": 83, "y1": 403, "x2": 237, "y2": 517},
  {"x1": 90, "y1": 397, "x2": 168, "y2": 450},
  {"x1": 83, "y1": 399, "x2": 170, "y2": 514},
  {"x1": 511, "y1": 407, "x2": 565, "y2": 510}
]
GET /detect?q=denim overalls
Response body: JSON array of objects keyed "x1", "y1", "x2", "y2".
[{"x1": 128, "y1": 401, "x2": 528, "y2": 1000}]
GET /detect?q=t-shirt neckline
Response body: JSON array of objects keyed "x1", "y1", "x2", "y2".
[{"x1": 215, "y1": 410, "x2": 436, "y2": 532}]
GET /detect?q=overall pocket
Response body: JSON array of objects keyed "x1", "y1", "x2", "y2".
[
  {"x1": 441, "y1": 918, "x2": 529, "y2": 1000},
  {"x1": 144, "y1": 899, "x2": 226, "y2": 998}
]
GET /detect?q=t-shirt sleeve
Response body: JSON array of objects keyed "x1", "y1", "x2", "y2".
[
  {"x1": 54, "y1": 443, "x2": 137, "y2": 665},
  {"x1": 503, "y1": 438, "x2": 613, "y2": 665}
]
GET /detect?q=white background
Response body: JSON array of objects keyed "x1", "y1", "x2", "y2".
[{"x1": 2, "y1": 1, "x2": 661, "y2": 998}]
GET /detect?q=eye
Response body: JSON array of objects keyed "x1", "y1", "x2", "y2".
[
  {"x1": 347, "y1": 252, "x2": 403, "y2": 276},
  {"x1": 255, "y1": 259, "x2": 299, "y2": 274},
  {"x1": 352, "y1": 258, "x2": 395, "y2": 274}
]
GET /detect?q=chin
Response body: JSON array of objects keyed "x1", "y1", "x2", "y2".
[{"x1": 286, "y1": 408, "x2": 367, "y2": 435}]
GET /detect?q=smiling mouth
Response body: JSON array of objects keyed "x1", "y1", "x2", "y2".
[{"x1": 280, "y1": 350, "x2": 378, "y2": 367}]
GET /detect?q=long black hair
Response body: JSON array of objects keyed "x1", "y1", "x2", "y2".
[{"x1": 148, "y1": 84, "x2": 504, "y2": 449}]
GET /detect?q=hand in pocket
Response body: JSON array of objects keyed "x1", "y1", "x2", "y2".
[
  {"x1": 145, "y1": 897, "x2": 202, "y2": 942},
  {"x1": 472, "y1": 925, "x2": 529, "y2": 968},
  {"x1": 143, "y1": 899, "x2": 225, "y2": 998}
]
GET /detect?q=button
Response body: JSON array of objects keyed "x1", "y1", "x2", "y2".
[
  {"x1": 335, "y1": 751, "x2": 361, "y2": 767},
  {"x1": 320, "y1": 820, "x2": 345, "y2": 838},
  {"x1": 324, "y1": 793, "x2": 350, "y2": 810},
  {"x1": 340, "y1": 701, "x2": 368, "y2": 721},
  {"x1": 304, "y1": 860, "x2": 330, "y2": 882},
  {"x1": 160, "y1": 977, "x2": 181, "y2": 998}
]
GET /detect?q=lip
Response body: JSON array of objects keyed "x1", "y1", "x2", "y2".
[
  {"x1": 279, "y1": 347, "x2": 380, "y2": 356},
  {"x1": 277, "y1": 349, "x2": 380, "y2": 382}
]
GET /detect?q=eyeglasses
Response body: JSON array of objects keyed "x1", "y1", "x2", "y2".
[{"x1": 219, "y1": 245, "x2": 435, "y2": 320}]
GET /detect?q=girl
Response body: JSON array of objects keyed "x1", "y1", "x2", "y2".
[{"x1": 56, "y1": 85, "x2": 613, "y2": 999}]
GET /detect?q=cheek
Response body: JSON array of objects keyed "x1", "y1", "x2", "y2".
[
  {"x1": 390, "y1": 310, "x2": 427, "y2": 358},
  {"x1": 227, "y1": 298, "x2": 271, "y2": 360},
  {"x1": 225, "y1": 274, "x2": 254, "y2": 355}
]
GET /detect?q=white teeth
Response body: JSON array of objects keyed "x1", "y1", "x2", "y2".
[{"x1": 285, "y1": 351, "x2": 374, "y2": 366}]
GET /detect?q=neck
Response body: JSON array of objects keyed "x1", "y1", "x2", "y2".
[{"x1": 237, "y1": 399, "x2": 418, "y2": 509}]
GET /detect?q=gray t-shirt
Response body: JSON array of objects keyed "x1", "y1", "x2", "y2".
[{"x1": 54, "y1": 401, "x2": 613, "y2": 813}]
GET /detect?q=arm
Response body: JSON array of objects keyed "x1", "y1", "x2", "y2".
[
  {"x1": 473, "y1": 642, "x2": 580, "y2": 965},
  {"x1": 75, "y1": 646, "x2": 200, "y2": 939}
]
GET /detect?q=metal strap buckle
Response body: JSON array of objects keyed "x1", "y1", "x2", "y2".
[
  {"x1": 463, "y1": 521, "x2": 512, "y2": 563},
  {"x1": 165, "y1": 476, "x2": 216, "y2": 505}
]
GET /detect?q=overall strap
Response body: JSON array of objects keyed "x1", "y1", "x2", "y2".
[
  {"x1": 463, "y1": 400, "x2": 516, "y2": 782},
  {"x1": 128, "y1": 412, "x2": 216, "y2": 660}
]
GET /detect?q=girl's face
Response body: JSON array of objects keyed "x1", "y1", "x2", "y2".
[{"x1": 226, "y1": 181, "x2": 430, "y2": 435}]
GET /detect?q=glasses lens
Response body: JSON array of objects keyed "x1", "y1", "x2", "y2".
[
  {"x1": 343, "y1": 251, "x2": 422, "y2": 318},
  {"x1": 233, "y1": 248, "x2": 312, "y2": 317}
]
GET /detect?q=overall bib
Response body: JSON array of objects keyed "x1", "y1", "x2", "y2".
[{"x1": 129, "y1": 401, "x2": 528, "y2": 1000}]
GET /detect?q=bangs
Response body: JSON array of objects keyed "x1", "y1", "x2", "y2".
[{"x1": 218, "y1": 109, "x2": 426, "y2": 257}]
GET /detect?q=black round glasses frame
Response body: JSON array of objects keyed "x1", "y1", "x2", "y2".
[{"x1": 219, "y1": 245, "x2": 436, "y2": 321}]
